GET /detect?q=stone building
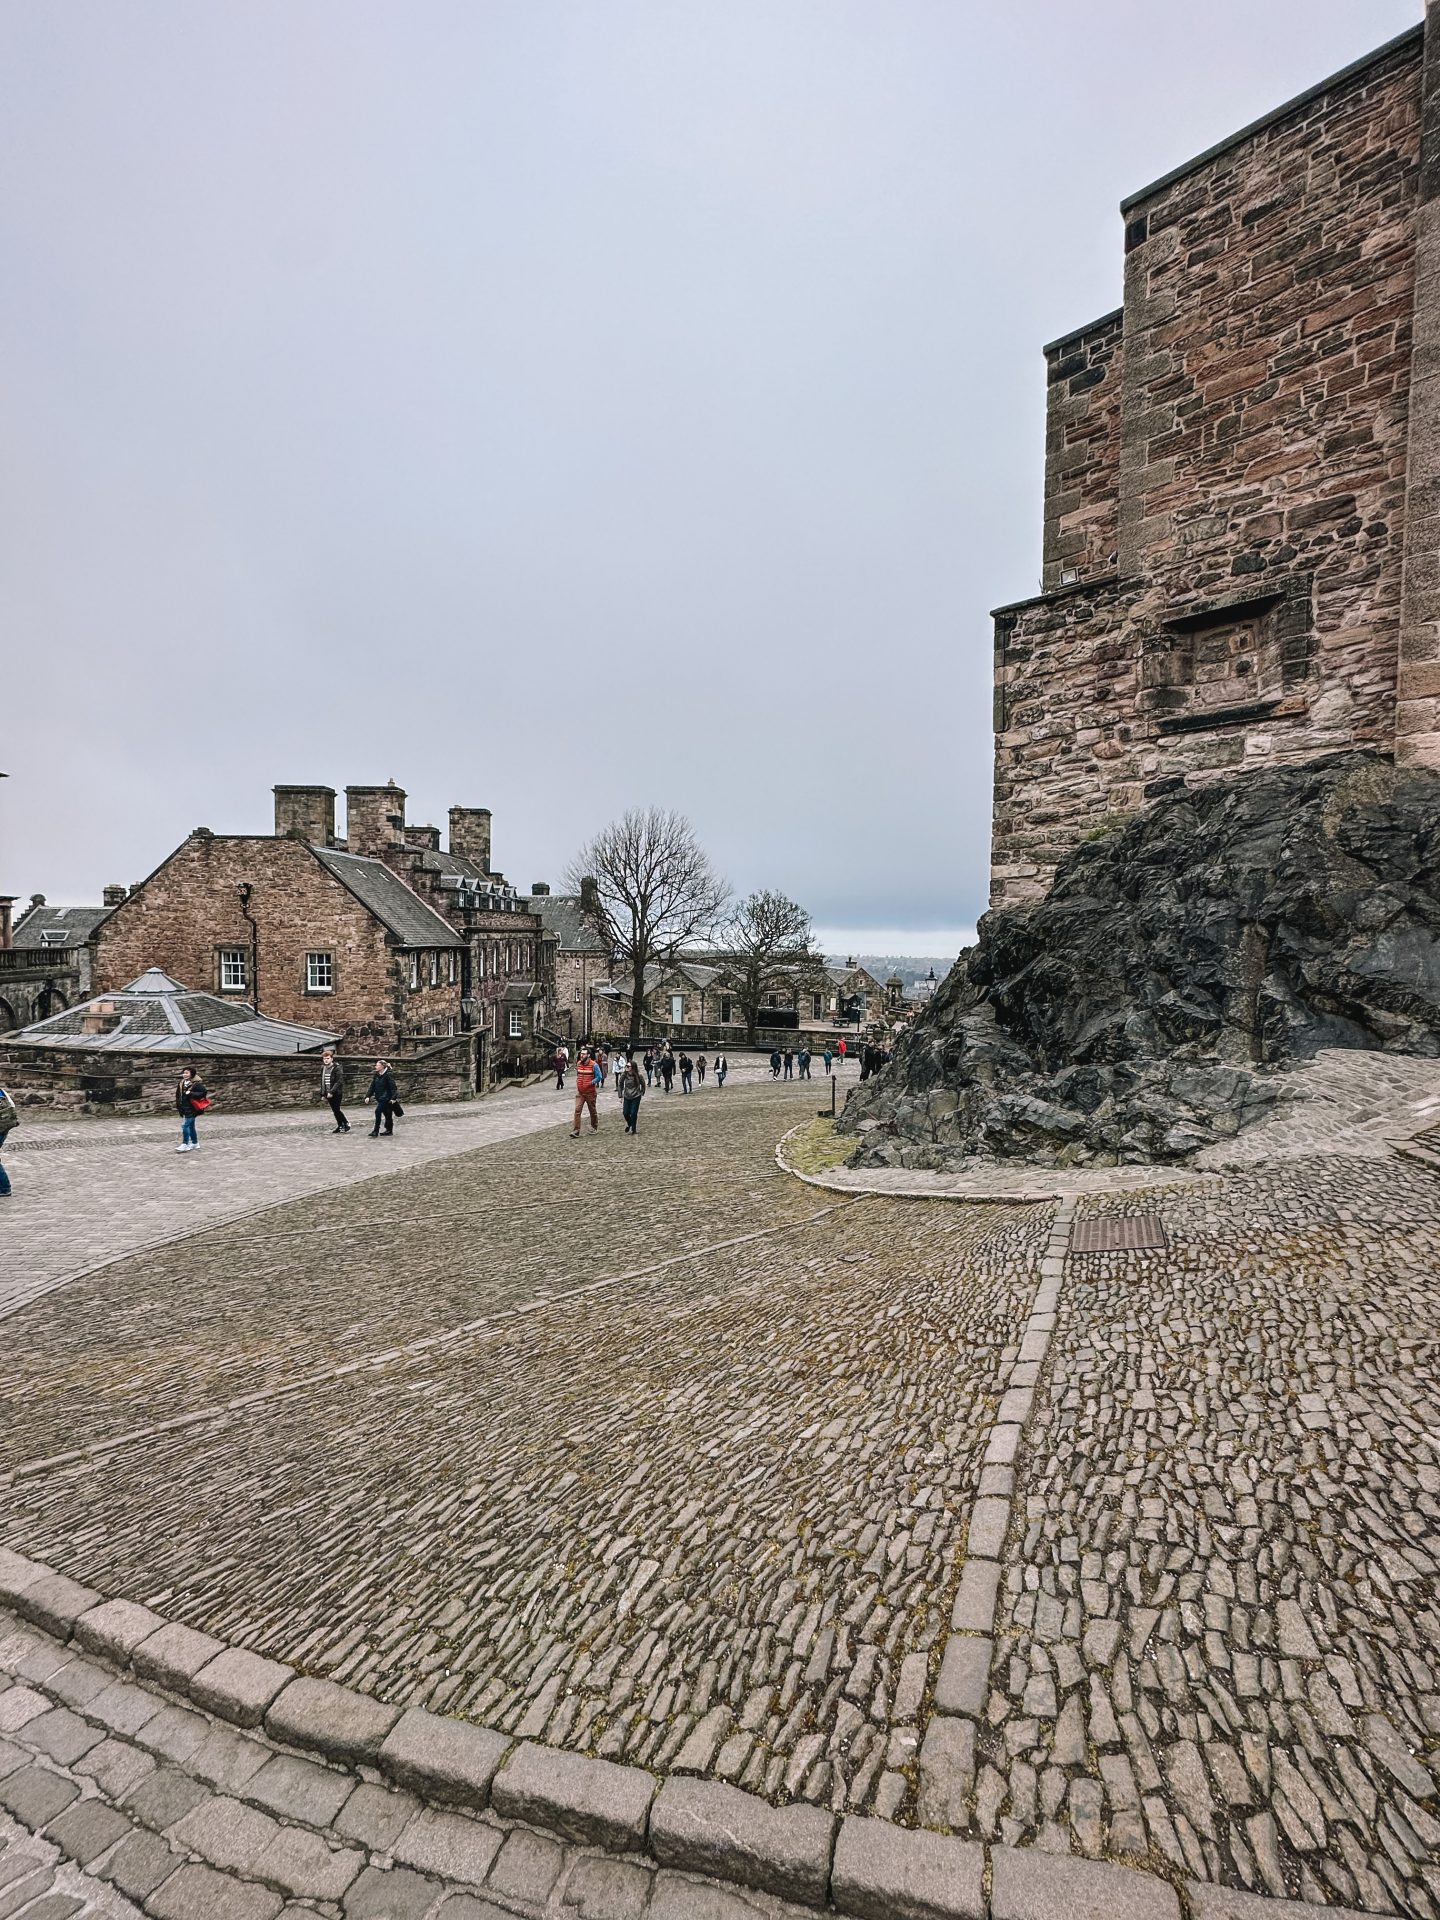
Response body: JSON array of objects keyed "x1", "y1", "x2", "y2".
[
  {"x1": 0, "y1": 893, "x2": 113, "y2": 1032},
  {"x1": 90, "y1": 782, "x2": 554, "y2": 1087},
  {"x1": 522, "y1": 885, "x2": 610, "y2": 1043},
  {"x1": 991, "y1": 11, "x2": 1440, "y2": 905}
]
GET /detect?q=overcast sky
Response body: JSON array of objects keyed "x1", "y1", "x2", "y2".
[{"x1": 2, "y1": 1, "x2": 1423, "y2": 953}]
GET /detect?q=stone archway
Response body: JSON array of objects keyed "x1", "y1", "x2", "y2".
[{"x1": 0, "y1": 997, "x2": 17, "y2": 1033}]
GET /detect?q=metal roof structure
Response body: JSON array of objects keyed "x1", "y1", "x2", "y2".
[
  {"x1": 11, "y1": 969, "x2": 337, "y2": 1056},
  {"x1": 309, "y1": 846, "x2": 464, "y2": 949}
]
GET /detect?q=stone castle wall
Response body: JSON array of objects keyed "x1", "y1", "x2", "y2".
[{"x1": 992, "y1": 21, "x2": 1437, "y2": 905}]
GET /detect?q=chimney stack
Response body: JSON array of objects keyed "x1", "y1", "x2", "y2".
[
  {"x1": 530, "y1": 881, "x2": 550, "y2": 896},
  {"x1": 403, "y1": 825, "x2": 441, "y2": 852},
  {"x1": 102, "y1": 885, "x2": 128, "y2": 908},
  {"x1": 448, "y1": 806, "x2": 492, "y2": 873},
  {"x1": 0, "y1": 898, "x2": 13, "y2": 950},
  {"x1": 346, "y1": 782, "x2": 407, "y2": 856},
  {"x1": 274, "y1": 785, "x2": 336, "y2": 845}
]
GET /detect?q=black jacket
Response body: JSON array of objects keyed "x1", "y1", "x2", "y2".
[
  {"x1": 176, "y1": 1077, "x2": 208, "y2": 1116},
  {"x1": 368, "y1": 1071, "x2": 398, "y2": 1104}
]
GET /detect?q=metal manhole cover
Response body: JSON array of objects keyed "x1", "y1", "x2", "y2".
[{"x1": 1069, "y1": 1213, "x2": 1168, "y2": 1253}]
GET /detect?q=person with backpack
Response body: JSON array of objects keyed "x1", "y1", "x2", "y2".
[
  {"x1": 176, "y1": 1065, "x2": 209, "y2": 1152},
  {"x1": 571, "y1": 1046, "x2": 600, "y2": 1136},
  {"x1": 321, "y1": 1050, "x2": 349, "y2": 1132},
  {"x1": 368, "y1": 1060, "x2": 398, "y2": 1136},
  {"x1": 620, "y1": 1054, "x2": 646, "y2": 1134},
  {"x1": 0, "y1": 1083, "x2": 18, "y2": 1196},
  {"x1": 823, "y1": 1045, "x2": 834, "y2": 1075}
]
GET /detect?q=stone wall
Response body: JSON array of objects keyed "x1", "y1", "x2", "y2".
[
  {"x1": 993, "y1": 22, "x2": 1436, "y2": 905},
  {"x1": 0, "y1": 1035, "x2": 475, "y2": 1116}
]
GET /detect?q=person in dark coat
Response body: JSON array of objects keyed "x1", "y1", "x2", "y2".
[
  {"x1": 368, "y1": 1060, "x2": 398, "y2": 1136},
  {"x1": 679, "y1": 1052, "x2": 693, "y2": 1093},
  {"x1": 321, "y1": 1050, "x2": 349, "y2": 1132},
  {"x1": 620, "y1": 1055, "x2": 646, "y2": 1134},
  {"x1": 176, "y1": 1066, "x2": 208, "y2": 1152},
  {"x1": 770, "y1": 1049, "x2": 782, "y2": 1078},
  {"x1": 659, "y1": 1050, "x2": 675, "y2": 1092}
]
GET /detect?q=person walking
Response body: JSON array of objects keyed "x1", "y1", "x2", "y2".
[
  {"x1": 696, "y1": 1053, "x2": 707, "y2": 1084},
  {"x1": 553, "y1": 1045, "x2": 568, "y2": 1091},
  {"x1": 615, "y1": 1048, "x2": 630, "y2": 1097},
  {"x1": 368, "y1": 1060, "x2": 398, "y2": 1136},
  {"x1": 714, "y1": 1052, "x2": 728, "y2": 1088},
  {"x1": 176, "y1": 1065, "x2": 208, "y2": 1152},
  {"x1": 838, "y1": 1037, "x2": 848, "y2": 1067},
  {"x1": 679, "y1": 1051, "x2": 693, "y2": 1093},
  {"x1": 571, "y1": 1046, "x2": 600, "y2": 1136},
  {"x1": 595, "y1": 1046, "x2": 608, "y2": 1094},
  {"x1": 798, "y1": 1046, "x2": 811, "y2": 1080},
  {"x1": 620, "y1": 1054, "x2": 646, "y2": 1134},
  {"x1": 321, "y1": 1049, "x2": 350, "y2": 1132},
  {"x1": 769, "y1": 1048, "x2": 782, "y2": 1078},
  {"x1": 823, "y1": 1045, "x2": 834, "y2": 1075},
  {"x1": 660, "y1": 1050, "x2": 675, "y2": 1093},
  {"x1": 643, "y1": 1049, "x2": 655, "y2": 1086},
  {"x1": 0, "y1": 1082, "x2": 18, "y2": 1197},
  {"x1": 783, "y1": 1047, "x2": 794, "y2": 1079}
]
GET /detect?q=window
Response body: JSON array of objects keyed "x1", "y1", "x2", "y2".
[
  {"x1": 720, "y1": 995, "x2": 732, "y2": 1024},
  {"x1": 447, "y1": 1016, "x2": 456, "y2": 1036},
  {"x1": 305, "y1": 952, "x2": 334, "y2": 993},
  {"x1": 429, "y1": 1019, "x2": 440, "y2": 1036},
  {"x1": 409, "y1": 954, "x2": 420, "y2": 990},
  {"x1": 766, "y1": 992, "x2": 780, "y2": 1009},
  {"x1": 448, "y1": 951, "x2": 457, "y2": 985},
  {"x1": 812, "y1": 993, "x2": 824, "y2": 1019},
  {"x1": 218, "y1": 948, "x2": 248, "y2": 992},
  {"x1": 508, "y1": 1009, "x2": 524, "y2": 1037},
  {"x1": 430, "y1": 951, "x2": 439, "y2": 987}
]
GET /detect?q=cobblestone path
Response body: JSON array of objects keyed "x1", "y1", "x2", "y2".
[
  {"x1": 3, "y1": 1071, "x2": 1439, "y2": 1915},
  {"x1": 986, "y1": 1155, "x2": 1440, "y2": 1917},
  {"x1": 0, "y1": 1080, "x2": 1044, "y2": 1824}
]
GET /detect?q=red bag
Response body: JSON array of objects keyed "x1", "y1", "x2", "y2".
[{"x1": 191, "y1": 1096, "x2": 212, "y2": 1111}]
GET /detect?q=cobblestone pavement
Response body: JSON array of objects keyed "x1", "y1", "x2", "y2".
[
  {"x1": 0, "y1": 1078, "x2": 1045, "y2": 1822},
  {"x1": 984, "y1": 1155, "x2": 1440, "y2": 1918},
  {"x1": 0, "y1": 1612, "x2": 820, "y2": 1920},
  {"x1": 0, "y1": 1059, "x2": 793, "y2": 1320},
  {"x1": 3, "y1": 1064, "x2": 1440, "y2": 1914}
]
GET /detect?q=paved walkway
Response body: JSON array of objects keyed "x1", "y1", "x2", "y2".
[
  {"x1": 0, "y1": 1059, "x2": 790, "y2": 1321},
  {"x1": 0, "y1": 1066, "x2": 1438, "y2": 1916}
]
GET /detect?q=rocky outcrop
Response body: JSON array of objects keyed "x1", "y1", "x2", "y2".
[{"x1": 841, "y1": 754, "x2": 1440, "y2": 1169}]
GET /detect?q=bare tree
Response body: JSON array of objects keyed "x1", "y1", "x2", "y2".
[
  {"x1": 717, "y1": 889, "x2": 829, "y2": 1042},
  {"x1": 567, "y1": 808, "x2": 730, "y2": 1046}
]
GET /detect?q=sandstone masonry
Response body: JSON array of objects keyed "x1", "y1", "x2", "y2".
[{"x1": 992, "y1": 10, "x2": 1440, "y2": 905}]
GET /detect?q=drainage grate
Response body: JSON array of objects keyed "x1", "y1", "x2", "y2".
[{"x1": 1069, "y1": 1213, "x2": 1168, "y2": 1254}]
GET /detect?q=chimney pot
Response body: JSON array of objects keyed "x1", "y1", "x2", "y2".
[
  {"x1": 531, "y1": 881, "x2": 550, "y2": 896},
  {"x1": 102, "y1": 884, "x2": 128, "y2": 907}
]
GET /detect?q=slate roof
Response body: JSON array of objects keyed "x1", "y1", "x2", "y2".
[
  {"x1": 11, "y1": 904, "x2": 110, "y2": 949},
  {"x1": 523, "y1": 894, "x2": 607, "y2": 954},
  {"x1": 14, "y1": 969, "x2": 337, "y2": 1055},
  {"x1": 309, "y1": 847, "x2": 464, "y2": 948}
]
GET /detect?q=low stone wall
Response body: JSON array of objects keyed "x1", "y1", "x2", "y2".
[{"x1": 0, "y1": 1035, "x2": 476, "y2": 1116}]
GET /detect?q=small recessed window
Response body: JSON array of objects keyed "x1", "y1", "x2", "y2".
[
  {"x1": 409, "y1": 954, "x2": 420, "y2": 990},
  {"x1": 219, "y1": 948, "x2": 248, "y2": 992},
  {"x1": 430, "y1": 951, "x2": 439, "y2": 987},
  {"x1": 508, "y1": 1008, "x2": 524, "y2": 1037},
  {"x1": 448, "y1": 951, "x2": 457, "y2": 985},
  {"x1": 306, "y1": 952, "x2": 334, "y2": 993}
]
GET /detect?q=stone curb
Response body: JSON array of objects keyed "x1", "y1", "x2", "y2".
[
  {"x1": 775, "y1": 1125, "x2": 1061, "y2": 1204},
  {"x1": 916, "y1": 1197, "x2": 1078, "y2": 1831},
  {"x1": 0, "y1": 1549, "x2": 1227, "y2": 1920}
]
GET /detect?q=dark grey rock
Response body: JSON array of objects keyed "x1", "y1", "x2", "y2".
[
  {"x1": 649, "y1": 1775, "x2": 834, "y2": 1906},
  {"x1": 840, "y1": 755, "x2": 1440, "y2": 1166}
]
